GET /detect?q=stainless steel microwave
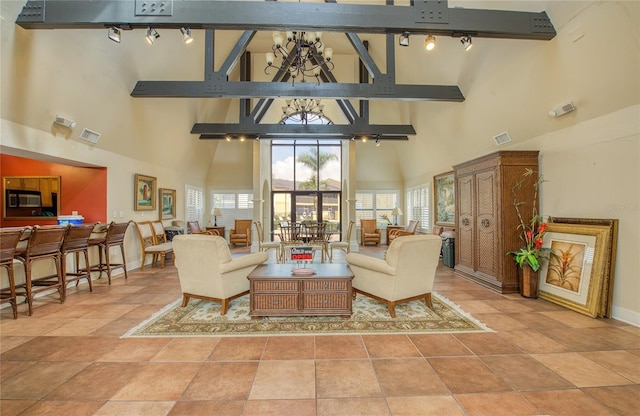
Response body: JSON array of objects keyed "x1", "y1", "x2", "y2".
[{"x1": 7, "y1": 191, "x2": 41, "y2": 208}]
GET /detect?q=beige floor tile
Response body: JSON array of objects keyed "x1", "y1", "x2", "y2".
[
  {"x1": 452, "y1": 300, "x2": 501, "y2": 314},
  {"x1": 180, "y1": 362, "x2": 259, "y2": 401},
  {"x1": 208, "y1": 336, "x2": 266, "y2": 361},
  {"x1": 495, "y1": 329, "x2": 569, "y2": 354},
  {"x1": 455, "y1": 392, "x2": 539, "y2": 416},
  {"x1": 480, "y1": 354, "x2": 573, "y2": 391},
  {"x1": 532, "y1": 352, "x2": 633, "y2": 388},
  {"x1": 409, "y1": 334, "x2": 473, "y2": 357},
  {"x1": 372, "y1": 358, "x2": 449, "y2": 396},
  {"x1": 453, "y1": 333, "x2": 523, "y2": 355},
  {"x1": 97, "y1": 338, "x2": 171, "y2": 362},
  {"x1": 0, "y1": 361, "x2": 90, "y2": 400},
  {"x1": 42, "y1": 336, "x2": 120, "y2": 361},
  {"x1": 0, "y1": 336, "x2": 35, "y2": 354},
  {"x1": 111, "y1": 362, "x2": 201, "y2": 401},
  {"x1": 244, "y1": 399, "x2": 316, "y2": 416},
  {"x1": 17, "y1": 400, "x2": 104, "y2": 416},
  {"x1": 583, "y1": 385, "x2": 640, "y2": 416},
  {"x1": 249, "y1": 360, "x2": 316, "y2": 400},
  {"x1": 580, "y1": 350, "x2": 640, "y2": 383},
  {"x1": 0, "y1": 399, "x2": 37, "y2": 416},
  {"x1": 44, "y1": 318, "x2": 115, "y2": 336},
  {"x1": 316, "y1": 360, "x2": 383, "y2": 398},
  {"x1": 261, "y1": 336, "x2": 315, "y2": 360},
  {"x1": 472, "y1": 312, "x2": 527, "y2": 331},
  {"x1": 427, "y1": 357, "x2": 511, "y2": 394},
  {"x1": 522, "y1": 389, "x2": 615, "y2": 416},
  {"x1": 362, "y1": 334, "x2": 421, "y2": 358},
  {"x1": 387, "y1": 395, "x2": 466, "y2": 415},
  {"x1": 94, "y1": 401, "x2": 175, "y2": 416},
  {"x1": 315, "y1": 335, "x2": 368, "y2": 359},
  {"x1": 168, "y1": 400, "x2": 244, "y2": 416},
  {"x1": 0, "y1": 317, "x2": 71, "y2": 336},
  {"x1": 540, "y1": 311, "x2": 613, "y2": 328},
  {"x1": 44, "y1": 362, "x2": 145, "y2": 400},
  {"x1": 0, "y1": 361, "x2": 36, "y2": 383},
  {"x1": 317, "y1": 398, "x2": 390, "y2": 416},
  {"x1": 151, "y1": 337, "x2": 220, "y2": 362}
]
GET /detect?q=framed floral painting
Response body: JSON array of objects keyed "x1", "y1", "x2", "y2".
[
  {"x1": 160, "y1": 188, "x2": 176, "y2": 220},
  {"x1": 134, "y1": 174, "x2": 156, "y2": 211},
  {"x1": 538, "y1": 222, "x2": 612, "y2": 318},
  {"x1": 434, "y1": 171, "x2": 455, "y2": 226}
]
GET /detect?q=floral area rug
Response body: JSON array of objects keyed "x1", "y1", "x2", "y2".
[{"x1": 123, "y1": 292, "x2": 492, "y2": 337}]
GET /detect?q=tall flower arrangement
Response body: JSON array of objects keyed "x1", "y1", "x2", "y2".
[{"x1": 508, "y1": 168, "x2": 551, "y2": 272}]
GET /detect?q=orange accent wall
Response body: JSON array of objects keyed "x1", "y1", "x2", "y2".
[{"x1": 0, "y1": 154, "x2": 107, "y2": 227}]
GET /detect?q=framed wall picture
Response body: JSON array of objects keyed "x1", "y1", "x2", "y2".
[
  {"x1": 160, "y1": 188, "x2": 176, "y2": 220},
  {"x1": 434, "y1": 171, "x2": 455, "y2": 226},
  {"x1": 552, "y1": 217, "x2": 618, "y2": 318},
  {"x1": 538, "y1": 222, "x2": 612, "y2": 318},
  {"x1": 134, "y1": 174, "x2": 156, "y2": 211}
]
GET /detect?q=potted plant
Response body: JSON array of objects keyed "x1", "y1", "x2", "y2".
[{"x1": 508, "y1": 168, "x2": 551, "y2": 298}]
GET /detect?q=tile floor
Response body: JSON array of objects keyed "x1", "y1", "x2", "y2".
[{"x1": 1, "y1": 245, "x2": 639, "y2": 415}]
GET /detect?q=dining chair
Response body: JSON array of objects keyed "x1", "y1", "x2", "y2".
[
  {"x1": 0, "y1": 227, "x2": 27, "y2": 318},
  {"x1": 277, "y1": 223, "x2": 302, "y2": 263},
  {"x1": 60, "y1": 224, "x2": 95, "y2": 297},
  {"x1": 90, "y1": 221, "x2": 131, "y2": 283},
  {"x1": 14, "y1": 225, "x2": 69, "y2": 316},
  {"x1": 134, "y1": 221, "x2": 173, "y2": 269},
  {"x1": 254, "y1": 221, "x2": 281, "y2": 261},
  {"x1": 328, "y1": 220, "x2": 355, "y2": 263}
]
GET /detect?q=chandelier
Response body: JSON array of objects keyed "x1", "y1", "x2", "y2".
[
  {"x1": 280, "y1": 99, "x2": 331, "y2": 125},
  {"x1": 265, "y1": 31, "x2": 334, "y2": 85}
]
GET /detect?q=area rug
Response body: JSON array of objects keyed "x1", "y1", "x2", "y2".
[{"x1": 123, "y1": 292, "x2": 492, "y2": 337}]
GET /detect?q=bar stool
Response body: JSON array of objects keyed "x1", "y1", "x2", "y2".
[
  {"x1": 90, "y1": 221, "x2": 131, "y2": 284},
  {"x1": 60, "y1": 224, "x2": 95, "y2": 297},
  {"x1": 0, "y1": 227, "x2": 27, "y2": 319},
  {"x1": 14, "y1": 225, "x2": 69, "y2": 316}
]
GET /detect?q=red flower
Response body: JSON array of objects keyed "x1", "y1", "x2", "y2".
[
  {"x1": 535, "y1": 237, "x2": 544, "y2": 249},
  {"x1": 526, "y1": 230, "x2": 533, "y2": 241},
  {"x1": 538, "y1": 222, "x2": 547, "y2": 234}
]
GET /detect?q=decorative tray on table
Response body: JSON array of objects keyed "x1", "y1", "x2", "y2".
[{"x1": 291, "y1": 268, "x2": 316, "y2": 276}]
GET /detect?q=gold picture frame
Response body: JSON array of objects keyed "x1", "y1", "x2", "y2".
[
  {"x1": 434, "y1": 171, "x2": 455, "y2": 226},
  {"x1": 538, "y1": 223, "x2": 612, "y2": 318},
  {"x1": 552, "y1": 217, "x2": 618, "y2": 318},
  {"x1": 160, "y1": 188, "x2": 176, "y2": 220},
  {"x1": 134, "y1": 174, "x2": 156, "y2": 211}
]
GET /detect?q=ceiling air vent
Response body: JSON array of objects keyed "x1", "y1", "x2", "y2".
[
  {"x1": 493, "y1": 131, "x2": 512, "y2": 146},
  {"x1": 78, "y1": 128, "x2": 101, "y2": 144}
]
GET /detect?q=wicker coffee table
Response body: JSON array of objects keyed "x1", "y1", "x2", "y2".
[{"x1": 248, "y1": 263, "x2": 354, "y2": 318}]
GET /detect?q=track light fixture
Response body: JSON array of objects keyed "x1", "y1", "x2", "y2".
[
  {"x1": 145, "y1": 27, "x2": 160, "y2": 45},
  {"x1": 460, "y1": 35, "x2": 473, "y2": 51},
  {"x1": 108, "y1": 26, "x2": 121, "y2": 43},
  {"x1": 180, "y1": 27, "x2": 193, "y2": 44},
  {"x1": 375, "y1": 139, "x2": 381, "y2": 147},
  {"x1": 399, "y1": 32, "x2": 410, "y2": 47},
  {"x1": 424, "y1": 34, "x2": 436, "y2": 51}
]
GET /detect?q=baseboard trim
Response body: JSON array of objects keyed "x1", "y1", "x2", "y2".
[{"x1": 611, "y1": 305, "x2": 640, "y2": 327}]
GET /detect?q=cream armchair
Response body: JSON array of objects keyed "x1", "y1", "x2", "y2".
[
  {"x1": 346, "y1": 234, "x2": 442, "y2": 318},
  {"x1": 172, "y1": 234, "x2": 268, "y2": 315}
]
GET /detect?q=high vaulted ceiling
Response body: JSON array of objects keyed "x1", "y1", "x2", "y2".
[{"x1": 2, "y1": 0, "x2": 638, "y2": 180}]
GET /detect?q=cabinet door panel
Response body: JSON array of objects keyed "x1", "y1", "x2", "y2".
[
  {"x1": 456, "y1": 174, "x2": 475, "y2": 269},
  {"x1": 475, "y1": 169, "x2": 498, "y2": 277}
]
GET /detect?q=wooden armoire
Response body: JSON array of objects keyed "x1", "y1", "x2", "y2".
[{"x1": 453, "y1": 151, "x2": 539, "y2": 293}]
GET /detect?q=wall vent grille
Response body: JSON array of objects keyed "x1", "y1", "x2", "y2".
[
  {"x1": 493, "y1": 131, "x2": 512, "y2": 145},
  {"x1": 78, "y1": 128, "x2": 101, "y2": 144}
]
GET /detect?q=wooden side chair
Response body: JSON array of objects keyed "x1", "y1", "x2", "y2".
[
  {"x1": 0, "y1": 227, "x2": 27, "y2": 318},
  {"x1": 360, "y1": 219, "x2": 381, "y2": 246},
  {"x1": 14, "y1": 225, "x2": 69, "y2": 316},
  {"x1": 229, "y1": 219, "x2": 252, "y2": 246},
  {"x1": 388, "y1": 220, "x2": 420, "y2": 244},
  {"x1": 254, "y1": 221, "x2": 281, "y2": 261},
  {"x1": 187, "y1": 221, "x2": 218, "y2": 235},
  {"x1": 328, "y1": 220, "x2": 355, "y2": 263},
  {"x1": 60, "y1": 224, "x2": 95, "y2": 297},
  {"x1": 90, "y1": 221, "x2": 131, "y2": 284},
  {"x1": 134, "y1": 221, "x2": 173, "y2": 269}
]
